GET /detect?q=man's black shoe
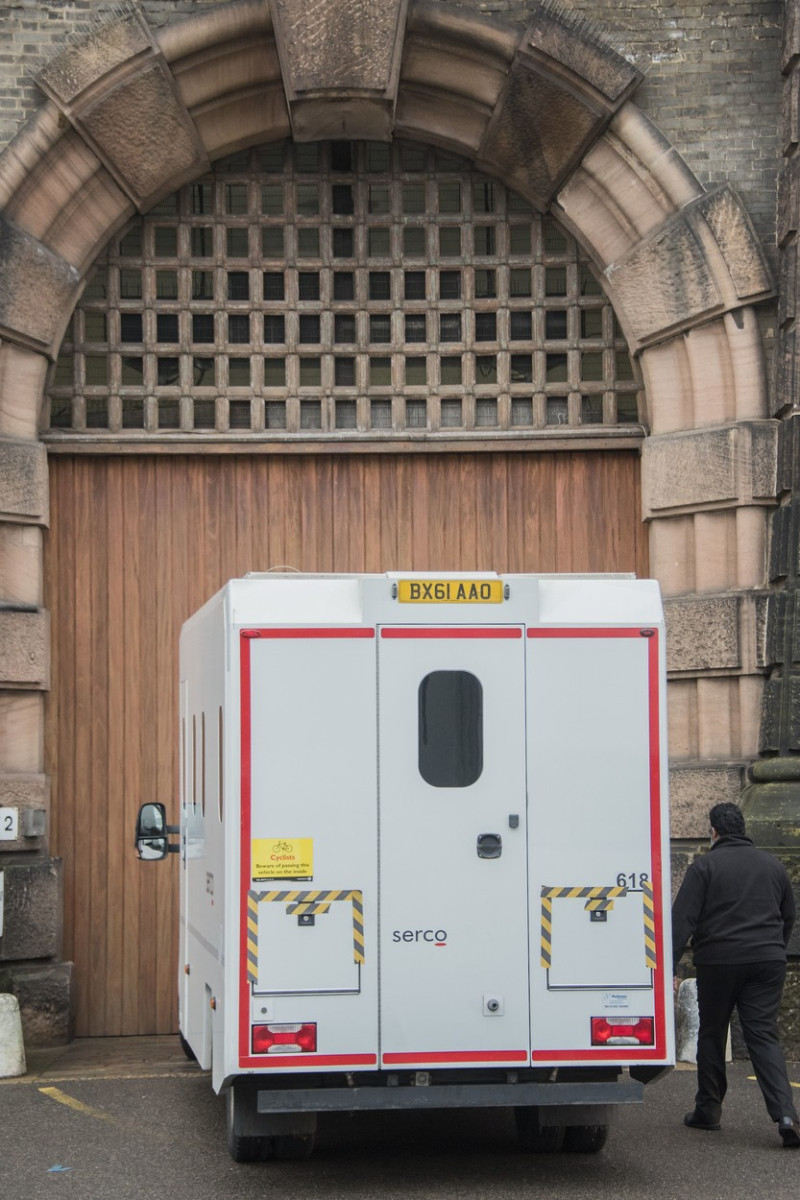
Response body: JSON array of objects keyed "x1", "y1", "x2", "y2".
[
  {"x1": 684, "y1": 1110, "x2": 721, "y2": 1131},
  {"x1": 778, "y1": 1117, "x2": 800, "y2": 1148}
]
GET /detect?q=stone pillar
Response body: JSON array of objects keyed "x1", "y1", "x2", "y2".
[
  {"x1": 0, "y1": 430, "x2": 73, "y2": 1044},
  {"x1": 0, "y1": 161, "x2": 83, "y2": 1049},
  {"x1": 738, "y1": 0, "x2": 800, "y2": 1053}
]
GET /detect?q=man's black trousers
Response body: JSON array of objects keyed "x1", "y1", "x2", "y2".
[{"x1": 695, "y1": 960, "x2": 797, "y2": 1123}]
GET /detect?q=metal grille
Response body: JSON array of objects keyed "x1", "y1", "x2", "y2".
[{"x1": 46, "y1": 140, "x2": 642, "y2": 440}]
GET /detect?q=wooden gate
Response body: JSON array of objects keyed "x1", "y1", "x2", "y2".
[{"x1": 45, "y1": 449, "x2": 647, "y2": 1036}]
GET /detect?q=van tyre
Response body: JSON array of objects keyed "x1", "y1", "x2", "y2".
[
  {"x1": 514, "y1": 1108, "x2": 565, "y2": 1153},
  {"x1": 227, "y1": 1130, "x2": 273, "y2": 1163},
  {"x1": 563, "y1": 1124, "x2": 609, "y2": 1154},
  {"x1": 272, "y1": 1132, "x2": 316, "y2": 1161},
  {"x1": 226, "y1": 1084, "x2": 272, "y2": 1163}
]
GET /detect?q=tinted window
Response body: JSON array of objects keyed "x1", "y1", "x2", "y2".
[{"x1": 418, "y1": 671, "x2": 483, "y2": 788}]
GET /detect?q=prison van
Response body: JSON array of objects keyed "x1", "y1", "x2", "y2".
[{"x1": 136, "y1": 571, "x2": 674, "y2": 1161}]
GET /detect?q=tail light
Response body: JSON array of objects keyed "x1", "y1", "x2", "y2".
[
  {"x1": 252, "y1": 1023, "x2": 317, "y2": 1054},
  {"x1": 591, "y1": 1016, "x2": 654, "y2": 1046}
]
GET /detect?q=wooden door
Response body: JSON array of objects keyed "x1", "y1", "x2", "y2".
[{"x1": 45, "y1": 449, "x2": 646, "y2": 1035}]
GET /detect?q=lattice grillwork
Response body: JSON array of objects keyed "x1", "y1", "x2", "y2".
[{"x1": 47, "y1": 140, "x2": 642, "y2": 439}]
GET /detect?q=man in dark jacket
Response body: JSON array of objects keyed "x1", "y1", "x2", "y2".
[{"x1": 672, "y1": 802, "x2": 799, "y2": 1147}]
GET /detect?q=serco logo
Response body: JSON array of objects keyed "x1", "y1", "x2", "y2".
[{"x1": 392, "y1": 929, "x2": 448, "y2": 946}]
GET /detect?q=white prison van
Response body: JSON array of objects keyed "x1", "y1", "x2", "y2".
[{"x1": 136, "y1": 571, "x2": 674, "y2": 1161}]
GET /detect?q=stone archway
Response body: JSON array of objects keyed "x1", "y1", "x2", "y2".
[{"x1": 0, "y1": 0, "x2": 776, "y2": 1039}]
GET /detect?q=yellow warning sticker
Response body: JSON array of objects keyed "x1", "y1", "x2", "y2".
[{"x1": 252, "y1": 838, "x2": 314, "y2": 881}]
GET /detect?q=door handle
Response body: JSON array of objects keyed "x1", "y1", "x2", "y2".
[{"x1": 477, "y1": 833, "x2": 502, "y2": 859}]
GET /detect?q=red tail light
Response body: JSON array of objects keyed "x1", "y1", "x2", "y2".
[
  {"x1": 252, "y1": 1023, "x2": 317, "y2": 1054},
  {"x1": 591, "y1": 1016, "x2": 654, "y2": 1046}
]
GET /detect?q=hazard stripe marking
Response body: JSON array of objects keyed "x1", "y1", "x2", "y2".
[
  {"x1": 540, "y1": 886, "x2": 628, "y2": 901},
  {"x1": 539, "y1": 882, "x2": 658, "y2": 972},
  {"x1": 642, "y1": 880, "x2": 657, "y2": 969},
  {"x1": 247, "y1": 888, "x2": 365, "y2": 982},
  {"x1": 540, "y1": 885, "x2": 629, "y2": 969},
  {"x1": 540, "y1": 895, "x2": 552, "y2": 968},
  {"x1": 246, "y1": 893, "x2": 260, "y2": 984}
]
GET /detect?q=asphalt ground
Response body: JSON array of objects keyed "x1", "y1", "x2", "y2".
[{"x1": 1, "y1": 1039, "x2": 798, "y2": 1200}]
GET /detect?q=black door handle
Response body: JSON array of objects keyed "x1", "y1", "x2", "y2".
[{"x1": 477, "y1": 833, "x2": 502, "y2": 859}]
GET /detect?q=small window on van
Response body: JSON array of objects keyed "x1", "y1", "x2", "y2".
[{"x1": 418, "y1": 671, "x2": 483, "y2": 787}]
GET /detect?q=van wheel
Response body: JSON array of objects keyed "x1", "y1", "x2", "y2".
[
  {"x1": 226, "y1": 1086, "x2": 272, "y2": 1162},
  {"x1": 272, "y1": 1132, "x2": 316, "y2": 1161},
  {"x1": 178, "y1": 1032, "x2": 196, "y2": 1061},
  {"x1": 227, "y1": 1131, "x2": 272, "y2": 1163},
  {"x1": 514, "y1": 1108, "x2": 565, "y2": 1153},
  {"x1": 563, "y1": 1124, "x2": 609, "y2": 1153}
]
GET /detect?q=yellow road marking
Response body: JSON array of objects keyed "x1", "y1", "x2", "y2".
[
  {"x1": 38, "y1": 1085, "x2": 174, "y2": 1145},
  {"x1": 35, "y1": 1078, "x2": 222, "y2": 1152},
  {"x1": 39, "y1": 1086, "x2": 118, "y2": 1124},
  {"x1": 747, "y1": 1076, "x2": 800, "y2": 1088}
]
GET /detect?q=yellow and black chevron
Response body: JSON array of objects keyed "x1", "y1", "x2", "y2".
[
  {"x1": 246, "y1": 889, "x2": 364, "y2": 984},
  {"x1": 540, "y1": 892, "x2": 553, "y2": 969},
  {"x1": 642, "y1": 879, "x2": 657, "y2": 969},
  {"x1": 539, "y1": 886, "x2": 628, "y2": 968},
  {"x1": 539, "y1": 883, "x2": 658, "y2": 971}
]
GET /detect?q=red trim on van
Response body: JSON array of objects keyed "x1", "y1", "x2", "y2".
[
  {"x1": 531, "y1": 1048, "x2": 668, "y2": 1062},
  {"x1": 244, "y1": 628, "x2": 375, "y2": 639},
  {"x1": 239, "y1": 1053, "x2": 378, "y2": 1069}
]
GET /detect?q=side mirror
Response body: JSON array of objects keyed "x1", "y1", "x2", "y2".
[
  {"x1": 138, "y1": 836, "x2": 169, "y2": 860},
  {"x1": 135, "y1": 803, "x2": 177, "y2": 860}
]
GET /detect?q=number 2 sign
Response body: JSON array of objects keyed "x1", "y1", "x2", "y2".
[{"x1": 0, "y1": 808, "x2": 19, "y2": 841}]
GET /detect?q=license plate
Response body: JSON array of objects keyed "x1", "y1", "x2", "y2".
[{"x1": 397, "y1": 579, "x2": 504, "y2": 603}]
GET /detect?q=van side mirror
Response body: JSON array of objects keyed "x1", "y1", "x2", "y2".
[{"x1": 135, "y1": 802, "x2": 178, "y2": 860}]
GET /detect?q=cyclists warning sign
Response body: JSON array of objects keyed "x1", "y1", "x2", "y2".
[{"x1": 252, "y1": 837, "x2": 314, "y2": 881}]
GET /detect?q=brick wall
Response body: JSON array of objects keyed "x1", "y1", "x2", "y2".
[
  {"x1": 0, "y1": 0, "x2": 220, "y2": 149},
  {"x1": 458, "y1": 1, "x2": 784, "y2": 257},
  {"x1": 0, "y1": 1, "x2": 784, "y2": 258}
]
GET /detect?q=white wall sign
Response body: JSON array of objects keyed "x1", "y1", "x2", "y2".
[{"x1": 0, "y1": 808, "x2": 19, "y2": 841}]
